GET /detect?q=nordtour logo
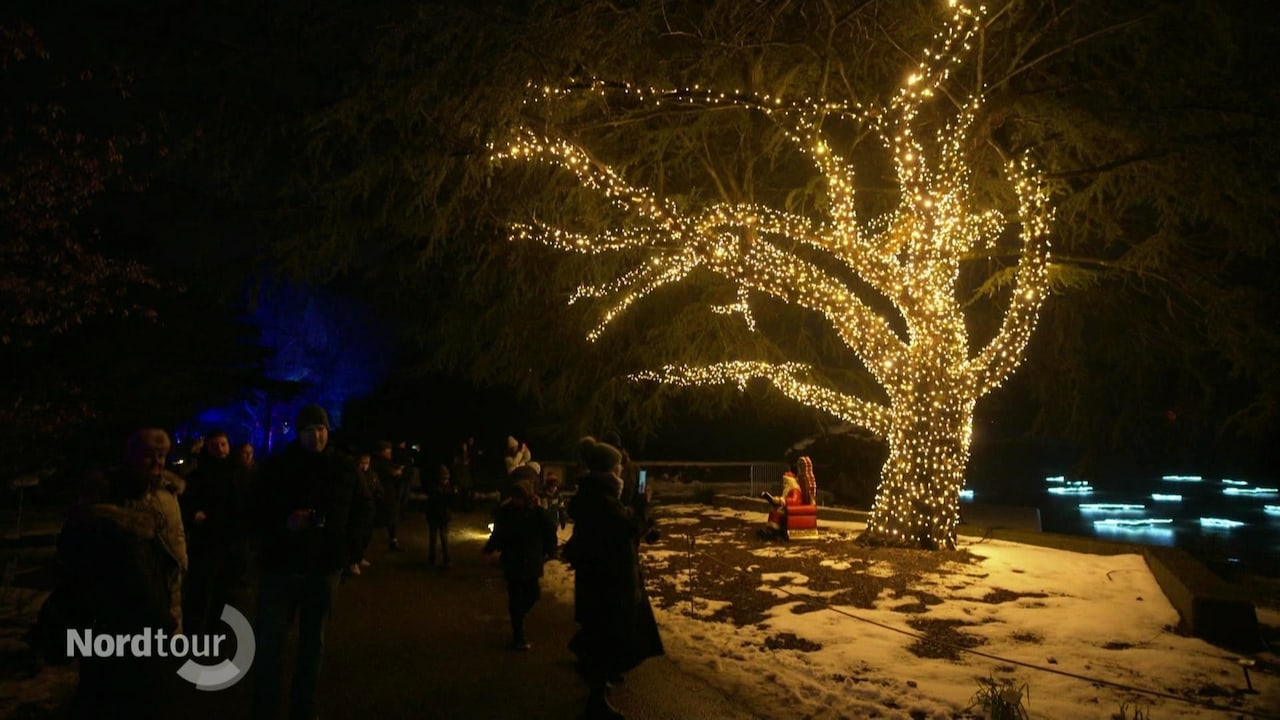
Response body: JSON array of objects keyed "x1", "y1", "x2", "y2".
[{"x1": 66, "y1": 604, "x2": 256, "y2": 690}]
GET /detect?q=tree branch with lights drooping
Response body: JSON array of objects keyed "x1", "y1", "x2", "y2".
[{"x1": 491, "y1": 0, "x2": 1053, "y2": 550}]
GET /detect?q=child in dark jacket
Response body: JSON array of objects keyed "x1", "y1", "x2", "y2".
[
  {"x1": 483, "y1": 472, "x2": 557, "y2": 650},
  {"x1": 540, "y1": 472, "x2": 568, "y2": 532},
  {"x1": 425, "y1": 465, "x2": 457, "y2": 567}
]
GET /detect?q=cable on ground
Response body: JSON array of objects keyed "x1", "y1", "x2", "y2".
[{"x1": 678, "y1": 529, "x2": 1278, "y2": 720}]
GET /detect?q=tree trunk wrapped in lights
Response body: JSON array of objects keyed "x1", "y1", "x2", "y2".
[{"x1": 492, "y1": 0, "x2": 1053, "y2": 549}]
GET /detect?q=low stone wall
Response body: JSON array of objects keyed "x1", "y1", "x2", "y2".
[
  {"x1": 958, "y1": 503, "x2": 1042, "y2": 532},
  {"x1": 947, "y1": 527, "x2": 1262, "y2": 651},
  {"x1": 1143, "y1": 545, "x2": 1261, "y2": 652}
]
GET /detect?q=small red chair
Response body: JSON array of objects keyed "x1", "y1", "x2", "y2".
[{"x1": 787, "y1": 456, "x2": 819, "y2": 539}]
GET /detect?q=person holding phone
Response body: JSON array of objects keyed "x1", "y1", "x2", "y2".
[
  {"x1": 251, "y1": 404, "x2": 369, "y2": 720},
  {"x1": 564, "y1": 436, "x2": 664, "y2": 719}
]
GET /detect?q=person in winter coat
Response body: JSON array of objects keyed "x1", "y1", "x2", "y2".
[
  {"x1": 760, "y1": 470, "x2": 804, "y2": 540},
  {"x1": 250, "y1": 404, "x2": 369, "y2": 720},
  {"x1": 372, "y1": 440, "x2": 406, "y2": 551},
  {"x1": 180, "y1": 429, "x2": 250, "y2": 634},
  {"x1": 57, "y1": 427, "x2": 184, "y2": 720},
  {"x1": 349, "y1": 452, "x2": 380, "y2": 574},
  {"x1": 483, "y1": 472, "x2": 557, "y2": 650},
  {"x1": 424, "y1": 464, "x2": 458, "y2": 567},
  {"x1": 540, "y1": 471, "x2": 568, "y2": 532},
  {"x1": 564, "y1": 436, "x2": 664, "y2": 720},
  {"x1": 503, "y1": 435, "x2": 532, "y2": 475},
  {"x1": 148, "y1": 468, "x2": 188, "y2": 634},
  {"x1": 451, "y1": 438, "x2": 475, "y2": 511}
]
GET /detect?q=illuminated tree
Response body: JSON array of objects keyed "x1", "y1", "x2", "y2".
[
  {"x1": 494, "y1": 1, "x2": 1053, "y2": 548},
  {"x1": 297, "y1": 0, "x2": 1275, "y2": 481}
]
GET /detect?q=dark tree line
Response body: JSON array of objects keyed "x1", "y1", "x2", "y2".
[{"x1": 3, "y1": 0, "x2": 1277, "y2": 478}]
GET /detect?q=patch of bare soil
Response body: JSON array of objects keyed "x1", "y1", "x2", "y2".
[
  {"x1": 643, "y1": 505, "x2": 984, "y2": 639},
  {"x1": 640, "y1": 505, "x2": 1064, "y2": 669},
  {"x1": 904, "y1": 618, "x2": 987, "y2": 660},
  {"x1": 762, "y1": 632, "x2": 823, "y2": 652},
  {"x1": 978, "y1": 588, "x2": 1047, "y2": 604}
]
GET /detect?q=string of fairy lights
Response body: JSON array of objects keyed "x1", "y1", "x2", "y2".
[{"x1": 490, "y1": 0, "x2": 1054, "y2": 548}]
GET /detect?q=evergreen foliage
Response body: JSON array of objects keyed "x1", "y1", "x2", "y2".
[{"x1": 297, "y1": 0, "x2": 1277, "y2": 467}]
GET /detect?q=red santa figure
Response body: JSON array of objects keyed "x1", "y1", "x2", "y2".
[{"x1": 760, "y1": 471, "x2": 804, "y2": 540}]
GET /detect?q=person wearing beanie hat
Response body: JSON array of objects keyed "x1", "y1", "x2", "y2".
[
  {"x1": 577, "y1": 436, "x2": 624, "y2": 500},
  {"x1": 295, "y1": 403, "x2": 330, "y2": 432},
  {"x1": 565, "y1": 436, "x2": 664, "y2": 718},
  {"x1": 251, "y1": 405, "x2": 369, "y2": 720},
  {"x1": 578, "y1": 436, "x2": 622, "y2": 475},
  {"x1": 601, "y1": 431, "x2": 641, "y2": 509},
  {"x1": 484, "y1": 471, "x2": 557, "y2": 651}
]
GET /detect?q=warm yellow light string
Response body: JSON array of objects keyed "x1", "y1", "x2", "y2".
[{"x1": 490, "y1": 0, "x2": 1053, "y2": 548}]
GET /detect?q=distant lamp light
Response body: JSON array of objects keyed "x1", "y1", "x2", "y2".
[
  {"x1": 1223, "y1": 487, "x2": 1278, "y2": 497},
  {"x1": 1048, "y1": 483, "x2": 1093, "y2": 496},
  {"x1": 1079, "y1": 503, "x2": 1145, "y2": 512},
  {"x1": 959, "y1": 488, "x2": 975, "y2": 500},
  {"x1": 1161, "y1": 475, "x2": 1203, "y2": 483},
  {"x1": 1199, "y1": 517, "x2": 1245, "y2": 529},
  {"x1": 1151, "y1": 493, "x2": 1182, "y2": 502},
  {"x1": 1221, "y1": 479, "x2": 1248, "y2": 486},
  {"x1": 1265, "y1": 505, "x2": 1280, "y2": 516},
  {"x1": 1044, "y1": 475, "x2": 1066, "y2": 484},
  {"x1": 1093, "y1": 518, "x2": 1172, "y2": 528}
]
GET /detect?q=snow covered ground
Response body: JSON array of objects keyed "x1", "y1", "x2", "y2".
[
  {"x1": 4, "y1": 499, "x2": 1276, "y2": 719},
  {"x1": 543, "y1": 503, "x2": 1280, "y2": 720}
]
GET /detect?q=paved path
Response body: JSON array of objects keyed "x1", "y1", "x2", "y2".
[{"x1": 169, "y1": 505, "x2": 762, "y2": 720}]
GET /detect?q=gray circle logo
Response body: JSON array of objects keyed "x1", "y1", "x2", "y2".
[{"x1": 176, "y1": 604, "x2": 256, "y2": 691}]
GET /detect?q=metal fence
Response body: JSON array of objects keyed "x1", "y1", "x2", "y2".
[{"x1": 537, "y1": 460, "x2": 791, "y2": 498}]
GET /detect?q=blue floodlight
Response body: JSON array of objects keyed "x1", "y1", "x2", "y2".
[
  {"x1": 1161, "y1": 475, "x2": 1203, "y2": 483},
  {"x1": 1079, "y1": 503, "x2": 1146, "y2": 512},
  {"x1": 1044, "y1": 475, "x2": 1066, "y2": 483},
  {"x1": 1265, "y1": 505, "x2": 1280, "y2": 516},
  {"x1": 959, "y1": 488, "x2": 975, "y2": 500},
  {"x1": 1151, "y1": 493, "x2": 1183, "y2": 502},
  {"x1": 1220, "y1": 479, "x2": 1249, "y2": 486}
]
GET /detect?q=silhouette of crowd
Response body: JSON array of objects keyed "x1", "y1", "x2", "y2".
[{"x1": 33, "y1": 406, "x2": 665, "y2": 720}]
